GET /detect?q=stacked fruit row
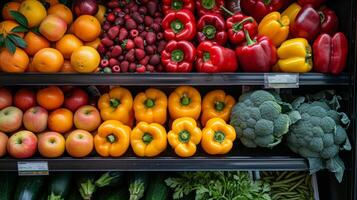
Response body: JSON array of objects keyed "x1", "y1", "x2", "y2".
[{"x1": 0, "y1": 86, "x2": 238, "y2": 158}]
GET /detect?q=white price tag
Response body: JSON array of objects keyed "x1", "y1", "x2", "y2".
[
  {"x1": 264, "y1": 73, "x2": 299, "y2": 88},
  {"x1": 17, "y1": 161, "x2": 49, "y2": 176}
]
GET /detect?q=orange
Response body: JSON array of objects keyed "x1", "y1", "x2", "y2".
[
  {"x1": 85, "y1": 38, "x2": 100, "y2": 49},
  {"x1": 61, "y1": 60, "x2": 76, "y2": 72},
  {"x1": 67, "y1": 23, "x2": 74, "y2": 34},
  {"x1": 27, "y1": 57, "x2": 37, "y2": 72},
  {"x1": 32, "y1": 48, "x2": 64, "y2": 73},
  {"x1": 95, "y1": 5, "x2": 106, "y2": 24},
  {"x1": 24, "y1": 31, "x2": 50, "y2": 56},
  {"x1": 37, "y1": 86, "x2": 64, "y2": 110},
  {"x1": 2, "y1": 2, "x2": 20, "y2": 20},
  {"x1": 0, "y1": 20, "x2": 24, "y2": 38},
  {"x1": 19, "y1": 0, "x2": 47, "y2": 28},
  {"x1": 44, "y1": 0, "x2": 60, "y2": 7},
  {"x1": 71, "y1": 46, "x2": 100, "y2": 73},
  {"x1": 48, "y1": 108, "x2": 73, "y2": 133},
  {"x1": 73, "y1": 15, "x2": 101, "y2": 42},
  {"x1": 0, "y1": 48, "x2": 29, "y2": 73},
  {"x1": 47, "y1": 4, "x2": 73, "y2": 25},
  {"x1": 55, "y1": 34, "x2": 83, "y2": 59}
]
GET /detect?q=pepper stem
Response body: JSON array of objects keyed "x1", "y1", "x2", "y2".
[
  {"x1": 171, "y1": 49, "x2": 184, "y2": 62},
  {"x1": 172, "y1": 0, "x2": 184, "y2": 10},
  {"x1": 263, "y1": 0, "x2": 271, "y2": 5},
  {"x1": 214, "y1": 131, "x2": 225, "y2": 143},
  {"x1": 203, "y1": 52, "x2": 210, "y2": 62},
  {"x1": 145, "y1": 98, "x2": 155, "y2": 108},
  {"x1": 142, "y1": 133, "x2": 153, "y2": 144},
  {"x1": 215, "y1": 101, "x2": 225, "y2": 111},
  {"x1": 179, "y1": 130, "x2": 191, "y2": 143},
  {"x1": 202, "y1": 25, "x2": 217, "y2": 39},
  {"x1": 180, "y1": 95, "x2": 191, "y2": 106},
  {"x1": 170, "y1": 19, "x2": 184, "y2": 33},
  {"x1": 244, "y1": 30, "x2": 256, "y2": 46},
  {"x1": 220, "y1": 6, "x2": 234, "y2": 16},
  {"x1": 107, "y1": 134, "x2": 116, "y2": 144},
  {"x1": 232, "y1": 17, "x2": 254, "y2": 32},
  {"x1": 110, "y1": 98, "x2": 120, "y2": 108},
  {"x1": 201, "y1": 0, "x2": 215, "y2": 10},
  {"x1": 318, "y1": 11, "x2": 326, "y2": 24}
]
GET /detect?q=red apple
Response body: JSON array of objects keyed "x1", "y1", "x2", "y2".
[
  {"x1": 74, "y1": 105, "x2": 101, "y2": 132},
  {"x1": 0, "y1": 106, "x2": 23, "y2": 133},
  {"x1": 66, "y1": 129, "x2": 93, "y2": 158},
  {"x1": 64, "y1": 87, "x2": 89, "y2": 112},
  {"x1": 0, "y1": 87, "x2": 12, "y2": 109},
  {"x1": 14, "y1": 88, "x2": 36, "y2": 111},
  {"x1": 7, "y1": 130, "x2": 37, "y2": 158},
  {"x1": 0, "y1": 132, "x2": 8, "y2": 157},
  {"x1": 23, "y1": 106, "x2": 48, "y2": 133},
  {"x1": 38, "y1": 131, "x2": 65, "y2": 158}
]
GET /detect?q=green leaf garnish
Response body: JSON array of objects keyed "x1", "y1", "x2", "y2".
[{"x1": 10, "y1": 11, "x2": 28, "y2": 28}]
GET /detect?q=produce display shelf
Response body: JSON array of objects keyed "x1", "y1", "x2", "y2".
[
  {"x1": 0, "y1": 73, "x2": 350, "y2": 86},
  {"x1": 0, "y1": 156, "x2": 308, "y2": 172}
]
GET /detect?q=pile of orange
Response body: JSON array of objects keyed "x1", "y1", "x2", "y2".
[{"x1": 0, "y1": 0, "x2": 104, "y2": 73}]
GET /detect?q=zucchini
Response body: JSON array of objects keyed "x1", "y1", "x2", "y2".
[
  {"x1": 145, "y1": 174, "x2": 169, "y2": 200},
  {"x1": 95, "y1": 171, "x2": 125, "y2": 188},
  {"x1": 76, "y1": 173, "x2": 98, "y2": 200},
  {"x1": 129, "y1": 172, "x2": 149, "y2": 200},
  {"x1": 13, "y1": 176, "x2": 45, "y2": 200},
  {"x1": 0, "y1": 172, "x2": 17, "y2": 200},
  {"x1": 95, "y1": 187, "x2": 129, "y2": 200},
  {"x1": 48, "y1": 172, "x2": 72, "y2": 200}
]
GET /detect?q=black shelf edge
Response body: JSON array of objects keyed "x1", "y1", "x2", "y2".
[
  {"x1": 0, "y1": 73, "x2": 350, "y2": 86},
  {"x1": 0, "y1": 156, "x2": 308, "y2": 171}
]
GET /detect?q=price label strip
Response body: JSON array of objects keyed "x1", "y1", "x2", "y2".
[
  {"x1": 264, "y1": 73, "x2": 299, "y2": 89},
  {"x1": 17, "y1": 161, "x2": 49, "y2": 176}
]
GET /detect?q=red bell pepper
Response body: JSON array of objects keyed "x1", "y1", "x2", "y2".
[
  {"x1": 236, "y1": 30, "x2": 277, "y2": 72},
  {"x1": 162, "y1": 0, "x2": 195, "y2": 15},
  {"x1": 319, "y1": 7, "x2": 339, "y2": 36},
  {"x1": 162, "y1": 10, "x2": 196, "y2": 41},
  {"x1": 161, "y1": 40, "x2": 196, "y2": 72},
  {"x1": 313, "y1": 32, "x2": 348, "y2": 75},
  {"x1": 221, "y1": 7, "x2": 258, "y2": 45},
  {"x1": 240, "y1": 0, "x2": 290, "y2": 22},
  {"x1": 297, "y1": 0, "x2": 325, "y2": 8},
  {"x1": 195, "y1": 41, "x2": 238, "y2": 73},
  {"x1": 290, "y1": 5, "x2": 321, "y2": 41},
  {"x1": 196, "y1": 0, "x2": 225, "y2": 17},
  {"x1": 197, "y1": 14, "x2": 227, "y2": 45}
]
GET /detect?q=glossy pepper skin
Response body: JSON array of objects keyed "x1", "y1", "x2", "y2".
[
  {"x1": 236, "y1": 30, "x2": 277, "y2": 72},
  {"x1": 162, "y1": 10, "x2": 196, "y2": 41},
  {"x1": 275, "y1": 38, "x2": 312, "y2": 73},
  {"x1": 281, "y1": 3, "x2": 301, "y2": 25},
  {"x1": 222, "y1": 7, "x2": 258, "y2": 45},
  {"x1": 195, "y1": 41, "x2": 238, "y2": 73},
  {"x1": 168, "y1": 86, "x2": 201, "y2": 120},
  {"x1": 201, "y1": 118, "x2": 236, "y2": 155},
  {"x1": 94, "y1": 120, "x2": 131, "y2": 157},
  {"x1": 197, "y1": 14, "x2": 227, "y2": 45},
  {"x1": 162, "y1": 0, "x2": 195, "y2": 15},
  {"x1": 133, "y1": 88, "x2": 167, "y2": 125},
  {"x1": 196, "y1": 0, "x2": 224, "y2": 17},
  {"x1": 168, "y1": 117, "x2": 202, "y2": 157},
  {"x1": 258, "y1": 12, "x2": 290, "y2": 46},
  {"x1": 240, "y1": 0, "x2": 291, "y2": 22},
  {"x1": 161, "y1": 40, "x2": 196, "y2": 72},
  {"x1": 297, "y1": 0, "x2": 325, "y2": 8},
  {"x1": 98, "y1": 87, "x2": 133, "y2": 126},
  {"x1": 130, "y1": 122, "x2": 167, "y2": 157},
  {"x1": 201, "y1": 90, "x2": 236, "y2": 126},
  {"x1": 290, "y1": 5, "x2": 321, "y2": 41},
  {"x1": 313, "y1": 33, "x2": 348, "y2": 75},
  {"x1": 319, "y1": 7, "x2": 339, "y2": 36}
]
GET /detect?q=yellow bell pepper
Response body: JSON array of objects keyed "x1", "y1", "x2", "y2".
[
  {"x1": 275, "y1": 38, "x2": 313, "y2": 73},
  {"x1": 282, "y1": 3, "x2": 302, "y2": 26},
  {"x1": 201, "y1": 90, "x2": 236, "y2": 127},
  {"x1": 130, "y1": 122, "x2": 167, "y2": 157},
  {"x1": 168, "y1": 117, "x2": 202, "y2": 157},
  {"x1": 98, "y1": 87, "x2": 133, "y2": 126},
  {"x1": 258, "y1": 12, "x2": 290, "y2": 47},
  {"x1": 168, "y1": 86, "x2": 201, "y2": 120},
  {"x1": 133, "y1": 88, "x2": 167, "y2": 125},
  {"x1": 201, "y1": 118, "x2": 236, "y2": 155},
  {"x1": 94, "y1": 120, "x2": 131, "y2": 157}
]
